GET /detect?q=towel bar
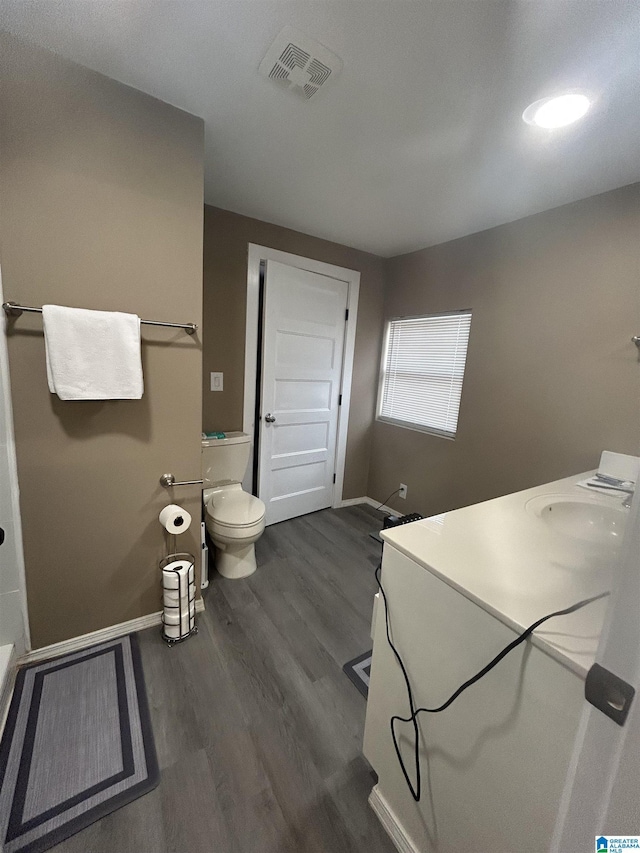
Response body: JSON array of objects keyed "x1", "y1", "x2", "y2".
[{"x1": 2, "y1": 301, "x2": 197, "y2": 334}]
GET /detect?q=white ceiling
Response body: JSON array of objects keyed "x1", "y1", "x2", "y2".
[{"x1": 2, "y1": 1, "x2": 639, "y2": 256}]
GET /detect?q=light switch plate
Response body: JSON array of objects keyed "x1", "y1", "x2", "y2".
[{"x1": 210, "y1": 372, "x2": 223, "y2": 391}]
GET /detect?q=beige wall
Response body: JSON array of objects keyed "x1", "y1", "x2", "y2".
[
  {"x1": 0, "y1": 34, "x2": 204, "y2": 648},
  {"x1": 5, "y1": 33, "x2": 634, "y2": 651},
  {"x1": 369, "y1": 184, "x2": 640, "y2": 517},
  {"x1": 202, "y1": 205, "x2": 386, "y2": 499}
]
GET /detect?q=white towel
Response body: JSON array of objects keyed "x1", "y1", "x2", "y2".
[{"x1": 42, "y1": 305, "x2": 144, "y2": 400}]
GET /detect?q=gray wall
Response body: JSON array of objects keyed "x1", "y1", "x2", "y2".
[
  {"x1": 202, "y1": 205, "x2": 386, "y2": 500},
  {"x1": 369, "y1": 184, "x2": 640, "y2": 517},
  {"x1": 0, "y1": 34, "x2": 204, "y2": 648}
]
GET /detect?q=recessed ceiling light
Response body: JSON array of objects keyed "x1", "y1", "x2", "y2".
[{"x1": 522, "y1": 93, "x2": 591, "y2": 129}]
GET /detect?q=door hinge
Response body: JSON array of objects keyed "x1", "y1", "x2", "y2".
[
  {"x1": 345, "y1": 308, "x2": 349, "y2": 322},
  {"x1": 338, "y1": 394, "x2": 342, "y2": 406},
  {"x1": 333, "y1": 473, "x2": 336, "y2": 484},
  {"x1": 585, "y1": 663, "x2": 635, "y2": 726}
]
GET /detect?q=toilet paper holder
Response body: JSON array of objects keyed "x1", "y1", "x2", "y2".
[
  {"x1": 160, "y1": 473, "x2": 203, "y2": 488},
  {"x1": 160, "y1": 552, "x2": 198, "y2": 646}
]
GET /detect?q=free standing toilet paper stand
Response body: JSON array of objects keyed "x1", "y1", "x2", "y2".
[{"x1": 160, "y1": 552, "x2": 198, "y2": 645}]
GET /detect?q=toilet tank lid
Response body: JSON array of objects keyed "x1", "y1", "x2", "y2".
[{"x1": 201, "y1": 431, "x2": 249, "y2": 448}]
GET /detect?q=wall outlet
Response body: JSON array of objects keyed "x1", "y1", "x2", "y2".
[
  {"x1": 399, "y1": 483, "x2": 407, "y2": 500},
  {"x1": 210, "y1": 372, "x2": 223, "y2": 391}
]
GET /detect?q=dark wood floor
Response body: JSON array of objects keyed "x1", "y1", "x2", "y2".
[{"x1": 52, "y1": 504, "x2": 395, "y2": 853}]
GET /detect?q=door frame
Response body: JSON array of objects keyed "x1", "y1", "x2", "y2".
[
  {"x1": 243, "y1": 244, "x2": 360, "y2": 506},
  {"x1": 0, "y1": 266, "x2": 30, "y2": 656}
]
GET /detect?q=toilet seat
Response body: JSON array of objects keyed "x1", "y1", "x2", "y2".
[{"x1": 206, "y1": 489, "x2": 265, "y2": 529}]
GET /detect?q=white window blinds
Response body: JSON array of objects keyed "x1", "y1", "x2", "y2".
[{"x1": 378, "y1": 311, "x2": 472, "y2": 438}]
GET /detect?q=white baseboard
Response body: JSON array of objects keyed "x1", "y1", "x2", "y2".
[
  {"x1": 18, "y1": 598, "x2": 206, "y2": 665},
  {"x1": 361, "y1": 496, "x2": 396, "y2": 515},
  {"x1": 369, "y1": 785, "x2": 420, "y2": 853},
  {"x1": 0, "y1": 644, "x2": 18, "y2": 734},
  {"x1": 336, "y1": 496, "x2": 368, "y2": 508},
  {"x1": 337, "y1": 496, "x2": 396, "y2": 515}
]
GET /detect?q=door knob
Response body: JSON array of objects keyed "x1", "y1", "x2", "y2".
[{"x1": 264, "y1": 414, "x2": 276, "y2": 423}]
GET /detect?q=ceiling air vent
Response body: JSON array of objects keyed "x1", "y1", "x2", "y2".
[{"x1": 258, "y1": 26, "x2": 343, "y2": 101}]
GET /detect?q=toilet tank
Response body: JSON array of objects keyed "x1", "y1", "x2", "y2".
[{"x1": 202, "y1": 432, "x2": 251, "y2": 487}]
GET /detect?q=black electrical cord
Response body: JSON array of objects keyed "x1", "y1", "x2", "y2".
[
  {"x1": 374, "y1": 488, "x2": 401, "y2": 512},
  {"x1": 374, "y1": 562, "x2": 609, "y2": 803}
]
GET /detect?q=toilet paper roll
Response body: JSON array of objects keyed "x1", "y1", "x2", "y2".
[
  {"x1": 162, "y1": 561, "x2": 194, "y2": 589},
  {"x1": 163, "y1": 602, "x2": 196, "y2": 638},
  {"x1": 159, "y1": 504, "x2": 192, "y2": 534},
  {"x1": 163, "y1": 592, "x2": 194, "y2": 611},
  {"x1": 163, "y1": 621, "x2": 195, "y2": 640},
  {"x1": 163, "y1": 602, "x2": 196, "y2": 625},
  {"x1": 163, "y1": 585, "x2": 194, "y2": 605}
]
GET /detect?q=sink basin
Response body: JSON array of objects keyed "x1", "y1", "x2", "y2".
[{"x1": 526, "y1": 494, "x2": 627, "y2": 545}]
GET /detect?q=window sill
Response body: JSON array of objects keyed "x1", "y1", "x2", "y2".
[{"x1": 376, "y1": 416, "x2": 456, "y2": 441}]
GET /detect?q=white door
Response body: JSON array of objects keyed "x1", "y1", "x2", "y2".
[{"x1": 258, "y1": 259, "x2": 349, "y2": 526}]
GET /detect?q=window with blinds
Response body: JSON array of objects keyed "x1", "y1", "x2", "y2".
[{"x1": 377, "y1": 311, "x2": 472, "y2": 439}]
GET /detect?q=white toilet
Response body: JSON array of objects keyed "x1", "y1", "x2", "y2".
[{"x1": 202, "y1": 432, "x2": 266, "y2": 579}]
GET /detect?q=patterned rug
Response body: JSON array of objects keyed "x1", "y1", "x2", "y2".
[
  {"x1": 0, "y1": 634, "x2": 159, "y2": 853},
  {"x1": 343, "y1": 650, "x2": 373, "y2": 698}
]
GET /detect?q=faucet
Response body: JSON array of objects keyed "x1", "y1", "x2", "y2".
[{"x1": 622, "y1": 488, "x2": 634, "y2": 509}]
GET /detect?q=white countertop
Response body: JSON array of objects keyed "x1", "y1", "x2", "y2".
[{"x1": 381, "y1": 472, "x2": 629, "y2": 678}]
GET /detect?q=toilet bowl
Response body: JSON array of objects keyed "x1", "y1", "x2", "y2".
[
  {"x1": 205, "y1": 483, "x2": 265, "y2": 578},
  {"x1": 202, "y1": 433, "x2": 266, "y2": 579}
]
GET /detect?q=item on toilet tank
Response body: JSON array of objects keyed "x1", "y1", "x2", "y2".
[{"x1": 159, "y1": 504, "x2": 192, "y2": 534}]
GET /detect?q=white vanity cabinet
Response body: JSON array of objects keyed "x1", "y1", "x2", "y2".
[{"x1": 363, "y1": 473, "x2": 620, "y2": 853}]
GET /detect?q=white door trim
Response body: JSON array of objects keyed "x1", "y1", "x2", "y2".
[
  {"x1": 0, "y1": 266, "x2": 30, "y2": 656},
  {"x1": 243, "y1": 244, "x2": 360, "y2": 506}
]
